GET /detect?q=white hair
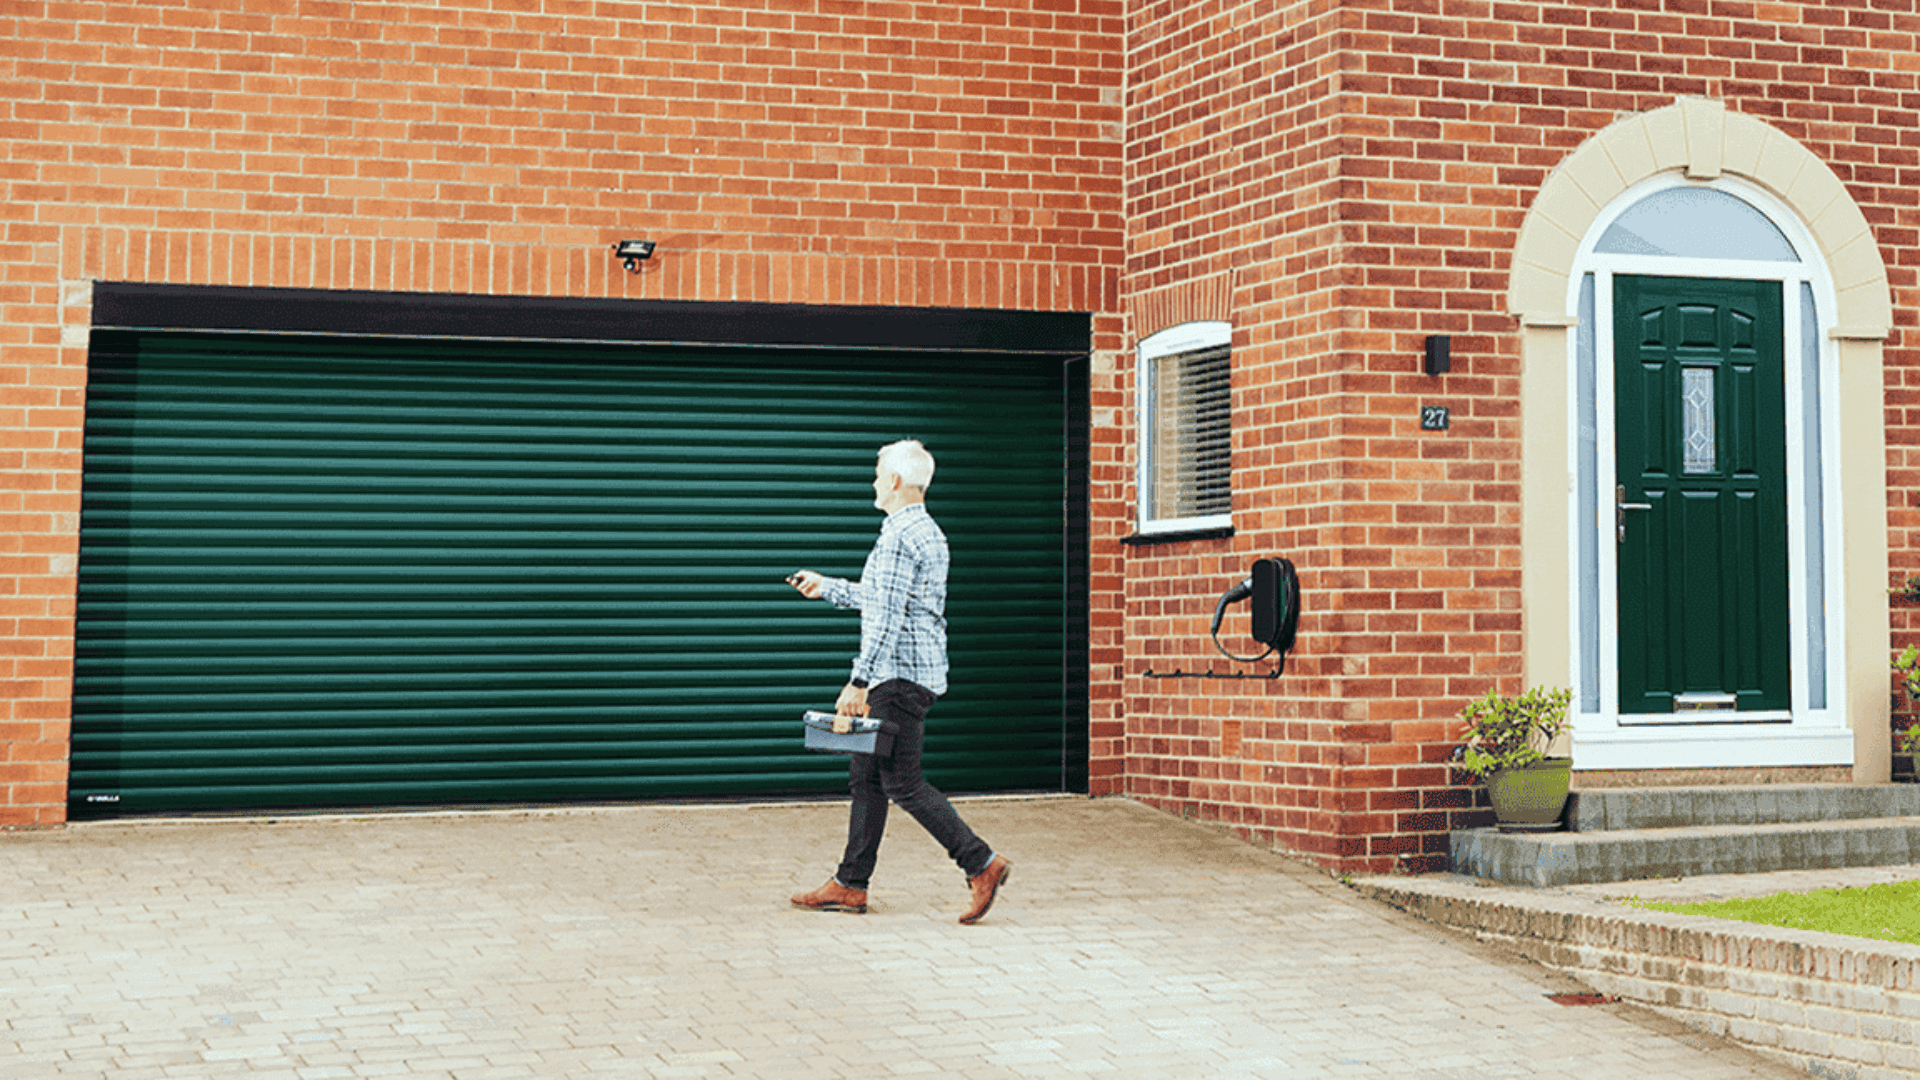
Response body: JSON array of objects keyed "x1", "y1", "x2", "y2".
[{"x1": 876, "y1": 439, "x2": 935, "y2": 490}]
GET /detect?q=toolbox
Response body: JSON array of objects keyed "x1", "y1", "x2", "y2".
[{"x1": 802, "y1": 710, "x2": 882, "y2": 754}]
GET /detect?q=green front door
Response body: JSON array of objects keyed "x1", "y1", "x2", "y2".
[{"x1": 1614, "y1": 275, "x2": 1789, "y2": 713}]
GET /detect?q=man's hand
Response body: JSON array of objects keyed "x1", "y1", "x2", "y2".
[
  {"x1": 832, "y1": 683, "x2": 869, "y2": 733},
  {"x1": 787, "y1": 570, "x2": 825, "y2": 599}
]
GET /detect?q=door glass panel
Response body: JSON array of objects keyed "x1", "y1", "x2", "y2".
[
  {"x1": 1577, "y1": 274, "x2": 1599, "y2": 713},
  {"x1": 1682, "y1": 367, "x2": 1716, "y2": 474},
  {"x1": 1800, "y1": 282, "x2": 1826, "y2": 709}
]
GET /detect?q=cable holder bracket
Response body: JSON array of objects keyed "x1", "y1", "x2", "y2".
[{"x1": 1143, "y1": 667, "x2": 1284, "y2": 681}]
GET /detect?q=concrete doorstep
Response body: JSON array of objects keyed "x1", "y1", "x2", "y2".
[
  {"x1": 1453, "y1": 785, "x2": 1920, "y2": 889},
  {"x1": 1349, "y1": 868, "x2": 1920, "y2": 1080}
]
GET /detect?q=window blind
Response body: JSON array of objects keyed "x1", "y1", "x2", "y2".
[{"x1": 1148, "y1": 344, "x2": 1232, "y2": 522}]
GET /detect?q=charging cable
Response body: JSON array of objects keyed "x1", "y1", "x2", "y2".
[{"x1": 1210, "y1": 577, "x2": 1277, "y2": 663}]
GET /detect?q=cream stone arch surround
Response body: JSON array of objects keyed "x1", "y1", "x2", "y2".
[{"x1": 1509, "y1": 97, "x2": 1894, "y2": 781}]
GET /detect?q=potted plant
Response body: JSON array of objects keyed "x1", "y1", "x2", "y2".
[{"x1": 1454, "y1": 685, "x2": 1575, "y2": 832}]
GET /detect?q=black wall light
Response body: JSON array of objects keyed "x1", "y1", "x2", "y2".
[
  {"x1": 612, "y1": 239, "x2": 656, "y2": 272},
  {"x1": 1424, "y1": 334, "x2": 1451, "y2": 376}
]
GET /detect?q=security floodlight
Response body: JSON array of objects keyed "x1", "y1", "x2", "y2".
[{"x1": 612, "y1": 239, "x2": 656, "y2": 272}]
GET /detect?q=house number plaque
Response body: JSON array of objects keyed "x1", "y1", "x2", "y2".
[{"x1": 1420, "y1": 406, "x2": 1450, "y2": 431}]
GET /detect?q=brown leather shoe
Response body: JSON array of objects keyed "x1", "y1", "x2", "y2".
[
  {"x1": 958, "y1": 855, "x2": 1010, "y2": 924},
  {"x1": 790, "y1": 878, "x2": 867, "y2": 914}
]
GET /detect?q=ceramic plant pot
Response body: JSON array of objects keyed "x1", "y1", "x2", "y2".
[{"x1": 1486, "y1": 756, "x2": 1573, "y2": 833}]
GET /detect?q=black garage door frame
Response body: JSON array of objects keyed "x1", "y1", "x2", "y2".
[{"x1": 77, "y1": 283, "x2": 1092, "y2": 814}]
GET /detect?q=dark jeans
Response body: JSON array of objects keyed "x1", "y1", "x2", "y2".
[{"x1": 835, "y1": 679, "x2": 993, "y2": 890}]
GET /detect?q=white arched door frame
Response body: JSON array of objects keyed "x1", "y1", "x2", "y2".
[
  {"x1": 1510, "y1": 98, "x2": 1893, "y2": 777},
  {"x1": 1578, "y1": 175, "x2": 1840, "y2": 757}
]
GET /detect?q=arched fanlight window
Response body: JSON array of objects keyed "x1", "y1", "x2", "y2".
[{"x1": 1594, "y1": 187, "x2": 1799, "y2": 261}]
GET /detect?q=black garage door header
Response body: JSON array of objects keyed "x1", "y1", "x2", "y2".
[{"x1": 90, "y1": 283, "x2": 1092, "y2": 357}]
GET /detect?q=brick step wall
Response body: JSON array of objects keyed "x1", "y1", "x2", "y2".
[{"x1": 1350, "y1": 875, "x2": 1920, "y2": 1080}]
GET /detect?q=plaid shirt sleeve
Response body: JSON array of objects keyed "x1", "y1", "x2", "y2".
[{"x1": 818, "y1": 574, "x2": 865, "y2": 613}]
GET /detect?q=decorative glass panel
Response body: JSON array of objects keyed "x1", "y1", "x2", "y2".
[
  {"x1": 1596, "y1": 187, "x2": 1799, "y2": 262},
  {"x1": 1682, "y1": 367, "x2": 1716, "y2": 474}
]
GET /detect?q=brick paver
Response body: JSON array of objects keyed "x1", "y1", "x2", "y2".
[{"x1": 2, "y1": 797, "x2": 1808, "y2": 1079}]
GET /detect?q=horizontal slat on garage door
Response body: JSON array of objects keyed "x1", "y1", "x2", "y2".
[{"x1": 71, "y1": 332, "x2": 1070, "y2": 815}]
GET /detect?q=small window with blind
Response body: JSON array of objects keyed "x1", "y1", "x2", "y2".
[{"x1": 1136, "y1": 321, "x2": 1232, "y2": 536}]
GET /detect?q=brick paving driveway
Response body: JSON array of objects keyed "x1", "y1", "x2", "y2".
[{"x1": 2, "y1": 797, "x2": 1807, "y2": 1079}]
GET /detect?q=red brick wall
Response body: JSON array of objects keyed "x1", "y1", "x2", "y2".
[
  {"x1": 1112, "y1": 0, "x2": 1375, "y2": 864},
  {"x1": 0, "y1": 0, "x2": 1125, "y2": 826},
  {"x1": 6, "y1": 0, "x2": 1914, "y2": 853},
  {"x1": 1115, "y1": 0, "x2": 1919, "y2": 873}
]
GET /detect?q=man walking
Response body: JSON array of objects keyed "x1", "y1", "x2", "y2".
[{"x1": 786, "y1": 439, "x2": 1012, "y2": 924}]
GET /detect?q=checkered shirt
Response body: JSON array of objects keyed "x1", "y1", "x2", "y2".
[{"x1": 818, "y1": 503, "x2": 950, "y2": 696}]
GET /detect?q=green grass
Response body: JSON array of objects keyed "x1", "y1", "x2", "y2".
[{"x1": 1620, "y1": 879, "x2": 1920, "y2": 946}]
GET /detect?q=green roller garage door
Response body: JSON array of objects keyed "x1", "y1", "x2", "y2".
[{"x1": 71, "y1": 329, "x2": 1077, "y2": 816}]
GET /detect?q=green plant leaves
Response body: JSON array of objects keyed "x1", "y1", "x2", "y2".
[{"x1": 1455, "y1": 685, "x2": 1573, "y2": 779}]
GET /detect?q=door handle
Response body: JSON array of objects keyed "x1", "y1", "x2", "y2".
[{"x1": 1616, "y1": 484, "x2": 1652, "y2": 543}]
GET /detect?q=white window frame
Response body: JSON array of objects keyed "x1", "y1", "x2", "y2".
[
  {"x1": 1567, "y1": 175, "x2": 1852, "y2": 770},
  {"x1": 1136, "y1": 320, "x2": 1233, "y2": 536}
]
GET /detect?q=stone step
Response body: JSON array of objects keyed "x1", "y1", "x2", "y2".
[
  {"x1": 1566, "y1": 782, "x2": 1920, "y2": 832},
  {"x1": 1450, "y1": 815, "x2": 1920, "y2": 888}
]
